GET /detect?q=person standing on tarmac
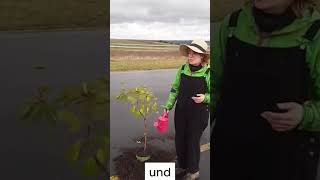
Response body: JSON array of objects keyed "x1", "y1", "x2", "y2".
[
  {"x1": 162, "y1": 39, "x2": 210, "y2": 180},
  {"x1": 212, "y1": 0, "x2": 320, "y2": 180}
]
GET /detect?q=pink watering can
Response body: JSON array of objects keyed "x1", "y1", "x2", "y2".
[{"x1": 153, "y1": 112, "x2": 169, "y2": 133}]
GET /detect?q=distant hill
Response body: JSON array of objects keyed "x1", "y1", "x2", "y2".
[
  {"x1": 159, "y1": 40, "x2": 210, "y2": 46},
  {"x1": 111, "y1": 39, "x2": 210, "y2": 48}
]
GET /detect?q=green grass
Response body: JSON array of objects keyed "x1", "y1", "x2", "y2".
[
  {"x1": 110, "y1": 39, "x2": 185, "y2": 71},
  {"x1": 0, "y1": 0, "x2": 108, "y2": 31},
  {"x1": 110, "y1": 59, "x2": 185, "y2": 71},
  {"x1": 111, "y1": 39, "x2": 170, "y2": 45}
]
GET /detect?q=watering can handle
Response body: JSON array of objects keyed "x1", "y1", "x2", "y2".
[{"x1": 163, "y1": 111, "x2": 168, "y2": 118}]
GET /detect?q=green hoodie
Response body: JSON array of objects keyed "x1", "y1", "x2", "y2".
[
  {"x1": 212, "y1": 1, "x2": 320, "y2": 131},
  {"x1": 162, "y1": 64, "x2": 210, "y2": 110}
]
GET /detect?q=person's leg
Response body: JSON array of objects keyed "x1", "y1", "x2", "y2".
[
  {"x1": 174, "y1": 103, "x2": 187, "y2": 169},
  {"x1": 251, "y1": 135, "x2": 320, "y2": 180},
  {"x1": 249, "y1": 140, "x2": 286, "y2": 180},
  {"x1": 200, "y1": 104, "x2": 209, "y2": 131},
  {"x1": 185, "y1": 106, "x2": 204, "y2": 174},
  {"x1": 274, "y1": 135, "x2": 320, "y2": 180},
  {"x1": 290, "y1": 139, "x2": 320, "y2": 180},
  {"x1": 185, "y1": 130, "x2": 201, "y2": 174},
  {"x1": 211, "y1": 141, "x2": 249, "y2": 180}
]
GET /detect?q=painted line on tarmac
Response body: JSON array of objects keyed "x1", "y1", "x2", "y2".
[
  {"x1": 200, "y1": 143, "x2": 210, "y2": 152},
  {"x1": 110, "y1": 176, "x2": 120, "y2": 180}
]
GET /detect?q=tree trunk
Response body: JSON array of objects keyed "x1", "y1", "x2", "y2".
[{"x1": 144, "y1": 117, "x2": 147, "y2": 152}]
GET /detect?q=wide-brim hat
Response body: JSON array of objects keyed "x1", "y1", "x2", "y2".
[{"x1": 179, "y1": 39, "x2": 210, "y2": 62}]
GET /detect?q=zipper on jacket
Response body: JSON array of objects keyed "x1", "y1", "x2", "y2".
[
  {"x1": 257, "y1": 32, "x2": 271, "y2": 46},
  {"x1": 257, "y1": 34, "x2": 264, "y2": 46}
]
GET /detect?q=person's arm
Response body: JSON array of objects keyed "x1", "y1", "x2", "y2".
[
  {"x1": 300, "y1": 100, "x2": 320, "y2": 131},
  {"x1": 298, "y1": 37, "x2": 320, "y2": 131},
  {"x1": 161, "y1": 65, "x2": 183, "y2": 110},
  {"x1": 203, "y1": 67, "x2": 210, "y2": 104},
  {"x1": 211, "y1": 16, "x2": 230, "y2": 111}
]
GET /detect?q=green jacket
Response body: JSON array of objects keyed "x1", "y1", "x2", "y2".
[
  {"x1": 162, "y1": 64, "x2": 210, "y2": 110},
  {"x1": 212, "y1": 1, "x2": 320, "y2": 131}
]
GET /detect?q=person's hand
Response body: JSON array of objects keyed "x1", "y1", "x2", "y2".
[
  {"x1": 261, "y1": 102, "x2": 304, "y2": 132},
  {"x1": 163, "y1": 109, "x2": 169, "y2": 114},
  {"x1": 192, "y1": 94, "x2": 205, "y2": 103}
]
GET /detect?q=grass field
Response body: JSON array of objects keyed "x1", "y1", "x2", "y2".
[
  {"x1": 0, "y1": 0, "x2": 108, "y2": 31},
  {"x1": 110, "y1": 39, "x2": 186, "y2": 71}
]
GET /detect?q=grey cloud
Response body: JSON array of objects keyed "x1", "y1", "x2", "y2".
[{"x1": 111, "y1": 0, "x2": 209, "y2": 24}]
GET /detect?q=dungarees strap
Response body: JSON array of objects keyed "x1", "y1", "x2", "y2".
[
  {"x1": 211, "y1": 9, "x2": 242, "y2": 137},
  {"x1": 303, "y1": 19, "x2": 320, "y2": 41},
  {"x1": 229, "y1": 9, "x2": 241, "y2": 28}
]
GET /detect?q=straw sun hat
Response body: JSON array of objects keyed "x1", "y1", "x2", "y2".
[{"x1": 179, "y1": 39, "x2": 210, "y2": 63}]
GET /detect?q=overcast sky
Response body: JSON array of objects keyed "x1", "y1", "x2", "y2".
[{"x1": 110, "y1": 0, "x2": 210, "y2": 40}]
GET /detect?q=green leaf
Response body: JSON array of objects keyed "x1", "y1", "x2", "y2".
[
  {"x1": 136, "y1": 154, "x2": 151, "y2": 162},
  {"x1": 139, "y1": 105, "x2": 144, "y2": 114},
  {"x1": 58, "y1": 111, "x2": 81, "y2": 133},
  {"x1": 96, "y1": 148, "x2": 107, "y2": 164},
  {"x1": 42, "y1": 104, "x2": 58, "y2": 125},
  {"x1": 139, "y1": 95, "x2": 145, "y2": 100},
  {"x1": 90, "y1": 104, "x2": 108, "y2": 121},
  {"x1": 27, "y1": 105, "x2": 42, "y2": 121},
  {"x1": 65, "y1": 140, "x2": 82, "y2": 162},
  {"x1": 55, "y1": 86, "x2": 83, "y2": 105},
  {"x1": 38, "y1": 85, "x2": 50, "y2": 97},
  {"x1": 20, "y1": 104, "x2": 35, "y2": 120},
  {"x1": 82, "y1": 82, "x2": 89, "y2": 95},
  {"x1": 127, "y1": 96, "x2": 135, "y2": 104},
  {"x1": 134, "y1": 111, "x2": 141, "y2": 119},
  {"x1": 130, "y1": 105, "x2": 136, "y2": 113},
  {"x1": 152, "y1": 103, "x2": 158, "y2": 112},
  {"x1": 82, "y1": 158, "x2": 99, "y2": 176},
  {"x1": 117, "y1": 86, "x2": 159, "y2": 120}
]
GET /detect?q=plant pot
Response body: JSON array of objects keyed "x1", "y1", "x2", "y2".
[
  {"x1": 136, "y1": 154, "x2": 151, "y2": 162},
  {"x1": 135, "y1": 148, "x2": 151, "y2": 162}
]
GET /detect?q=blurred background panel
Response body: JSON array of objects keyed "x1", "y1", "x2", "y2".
[
  {"x1": 0, "y1": 0, "x2": 108, "y2": 31},
  {"x1": 0, "y1": 0, "x2": 109, "y2": 179}
]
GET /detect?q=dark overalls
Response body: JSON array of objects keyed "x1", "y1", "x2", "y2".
[
  {"x1": 174, "y1": 64, "x2": 209, "y2": 173},
  {"x1": 212, "y1": 10, "x2": 320, "y2": 180}
]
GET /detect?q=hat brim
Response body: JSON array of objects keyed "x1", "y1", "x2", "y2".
[{"x1": 179, "y1": 44, "x2": 210, "y2": 61}]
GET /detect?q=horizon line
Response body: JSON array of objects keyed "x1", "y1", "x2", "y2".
[{"x1": 111, "y1": 38, "x2": 210, "y2": 41}]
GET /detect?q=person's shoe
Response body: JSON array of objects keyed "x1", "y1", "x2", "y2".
[
  {"x1": 176, "y1": 167, "x2": 187, "y2": 177},
  {"x1": 184, "y1": 171, "x2": 200, "y2": 180}
]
